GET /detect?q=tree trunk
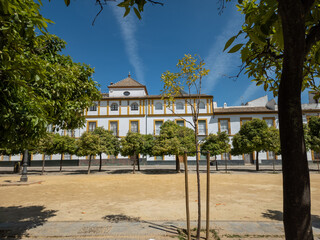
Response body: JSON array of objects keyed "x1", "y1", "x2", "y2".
[
  {"x1": 183, "y1": 152, "x2": 191, "y2": 240},
  {"x1": 176, "y1": 154, "x2": 180, "y2": 173},
  {"x1": 225, "y1": 154, "x2": 228, "y2": 173},
  {"x1": 278, "y1": 1, "x2": 313, "y2": 238},
  {"x1": 255, "y1": 151, "x2": 259, "y2": 171},
  {"x1": 88, "y1": 155, "x2": 92, "y2": 174},
  {"x1": 99, "y1": 153, "x2": 102, "y2": 172},
  {"x1": 215, "y1": 155, "x2": 218, "y2": 171},
  {"x1": 41, "y1": 156, "x2": 45, "y2": 175},
  {"x1": 137, "y1": 155, "x2": 140, "y2": 171},
  {"x1": 194, "y1": 121, "x2": 201, "y2": 239},
  {"x1": 60, "y1": 154, "x2": 63, "y2": 172},
  {"x1": 133, "y1": 152, "x2": 136, "y2": 174}
]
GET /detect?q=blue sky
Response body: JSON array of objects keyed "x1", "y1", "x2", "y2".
[{"x1": 40, "y1": 0, "x2": 310, "y2": 106}]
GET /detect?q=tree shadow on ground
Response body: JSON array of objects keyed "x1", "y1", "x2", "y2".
[
  {"x1": 102, "y1": 214, "x2": 183, "y2": 236},
  {"x1": 262, "y1": 209, "x2": 320, "y2": 229},
  {"x1": 0, "y1": 206, "x2": 57, "y2": 239},
  {"x1": 141, "y1": 169, "x2": 180, "y2": 175}
]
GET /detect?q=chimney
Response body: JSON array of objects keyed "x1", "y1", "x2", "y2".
[
  {"x1": 110, "y1": 82, "x2": 114, "y2": 85},
  {"x1": 224, "y1": 102, "x2": 227, "y2": 108}
]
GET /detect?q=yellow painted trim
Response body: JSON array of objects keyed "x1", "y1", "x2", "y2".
[
  {"x1": 86, "y1": 114, "x2": 145, "y2": 118},
  {"x1": 119, "y1": 101, "x2": 122, "y2": 115},
  {"x1": 185, "y1": 100, "x2": 188, "y2": 114},
  {"x1": 240, "y1": 117, "x2": 252, "y2": 127},
  {"x1": 175, "y1": 119, "x2": 186, "y2": 127},
  {"x1": 164, "y1": 101, "x2": 166, "y2": 114},
  {"x1": 153, "y1": 119, "x2": 164, "y2": 135},
  {"x1": 129, "y1": 119, "x2": 140, "y2": 133},
  {"x1": 263, "y1": 117, "x2": 276, "y2": 127},
  {"x1": 42, "y1": 154, "x2": 52, "y2": 160},
  {"x1": 85, "y1": 108, "x2": 88, "y2": 116},
  {"x1": 109, "y1": 120, "x2": 119, "y2": 136},
  {"x1": 30, "y1": 154, "x2": 33, "y2": 161},
  {"x1": 198, "y1": 118, "x2": 208, "y2": 135},
  {"x1": 148, "y1": 100, "x2": 150, "y2": 115},
  {"x1": 20, "y1": 154, "x2": 23, "y2": 161},
  {"x1": 107, "y1": 101, "x2": 109, "y2": 115},
  {"x1": 218, "y1": 118, "x2": 231, "y2": 135},
  {"x1": 152, "y1": 100, "x2": 154, "y2": 115},
  {"x1": 143, "y1": 100, "x2": 145, "y2": 115},
  {"x1": 87, "y1": 120, "x2": 98, "y2": 132},
  {"x1": 207, "y1": 99, "x2": 209, "y2": 113},
  {"x1": 98, "y1": 101, "x2": 100, "y2": 115},
  {"x1": 215, "y1": 112, "x2": 277, "y2": 116},
  {"x1": 210, "y1": 100, "x2": 213, "y2": 113},
  {"x1": 221, "y1": 153, "x2": 232, "y2": 160},
  {"x1": 172, "y1": 101, "x2": 175, "y2": 113},
  {"x1": 139, "y1": 100, "x2": 142, "y2": 115}
]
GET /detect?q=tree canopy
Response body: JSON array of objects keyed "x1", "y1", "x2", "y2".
[
  {"x1": 231, "y1": 118, "x2": 280, "y2": 171},
  {"x1": 201, "y1": 131, "x2": 231, "y2": 157},
  {"x1": 0, "y1": 0, "x2": 100, "y2": 150},
  {"x1": 308, "y1": 116, "x2": 320, "y2": 153}
]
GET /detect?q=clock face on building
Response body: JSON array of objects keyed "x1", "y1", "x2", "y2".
[{"x1": 123, "y1": 91, "x2": 130, "y2": 96}]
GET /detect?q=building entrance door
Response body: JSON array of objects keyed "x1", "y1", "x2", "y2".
[{"x1": 244, "y1": 153, "x2": 254, "y2": 164}]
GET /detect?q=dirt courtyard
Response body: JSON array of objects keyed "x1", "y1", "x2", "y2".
[{"x1": 1, "y1": 172, "x2": 320, "y2": 223}]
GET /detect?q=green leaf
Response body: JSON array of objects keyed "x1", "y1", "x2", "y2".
[
  {"x1": 228, "y1": 44, "x2": 244, "y2": 53},
  {"x1": 224, "y1": 36, "x2": 237, "y2": 52},
  {"x1": 134, "y1": 7, "x2": 141, "y2": 20},
  {"x1": 64, "y1": 0, "x2": 70, "y2": 6},
  {"x1": 124, "y1": 7, "x2": 130, "y2": 17}
]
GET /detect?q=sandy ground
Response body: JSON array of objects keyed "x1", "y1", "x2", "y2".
[{"x1": 0, "y1": 172, "x2": 319, "y2": 223}]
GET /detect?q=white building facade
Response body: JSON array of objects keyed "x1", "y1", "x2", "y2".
[{"x1": 2, "y1": 75, "x2": 320, "y2": 165}]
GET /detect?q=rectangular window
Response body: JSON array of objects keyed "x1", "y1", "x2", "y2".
[
  {"x1": 267, "y1": 151, "x2": 275, "y2": 160},
  {"x1": 198, "y1": 120, "x2": 207, "y2": 135},
  {"x1": 222, "y1": 153, "x2": 231, "y2": 160},
  {"x1": 89, "y1": 103, "x2": 97, "y2": 111},
  {"x1": 110, "y1": 121, "x2": 118, "y2": 136},
  {"x1": 130, "y1": 120, "x2": 139, "y2": 133},
  {"x1": 66, "y1": 129, "x2": 75, "y2": 137},
  {"x1": 263, "y1": 118, "x2": 275, "y2": 128},
  {"x1": 155, "y1": 156, "x2": 163, "y2": 160},
  {"x1": 64, "y1": 153, "x2": 71, "y2": 160},
  {"x1": 47, "y1": 124, "x2": 53, "y2": 132},
  {"x1": 240, "y1": 118, "x2": 252, "y2": 127},
  {"x1": 88, "y1": 121, "x2": 97, "y2": 132},
  {"x1": 3, "y1": 155, "x2": 10, "y2": 161},
  {"x1": 176, "y1": 120, "x2": 185, "y2": 127},
  {"x1": 219, "y1": 119, "x2": 230, "y2": 134},
  {"x1": 154, "y1": 120, "x2": 163, "y2": 135}
]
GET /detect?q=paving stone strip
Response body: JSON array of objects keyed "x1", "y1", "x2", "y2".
[{"x1": 0, "y1": 221, "x2": 319, "y2": 239}]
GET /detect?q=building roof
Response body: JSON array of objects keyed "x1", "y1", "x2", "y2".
[
  {"x1": 101, "y1": 93, "x2": 212, "y2": 100},
  {"x1": 108, "y1": 74, "x2": 146, "y2": 88},
  {"x1": 214, "y1": 106, "x2": 277, "y2": 115}
]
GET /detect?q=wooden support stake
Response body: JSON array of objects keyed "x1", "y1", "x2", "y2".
[
  {"x1": 206, "y1": 151, "x2": 210, "y2": 240},
  {"x1": 184, "y1": 152, "x2": 191, "y2": 240}
]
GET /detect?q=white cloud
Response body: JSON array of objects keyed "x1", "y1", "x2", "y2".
[
  {"x1": 111, "y1": 5, "x2": 144, "y2": 83},
  {"x1": 233, "y1": 82, "x2": 260, "y2": 106},
  {"x1": 203, "y1": 11, "x2": 243, "y2": 93}
]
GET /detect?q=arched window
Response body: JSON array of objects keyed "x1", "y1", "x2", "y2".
[
  {"x1": 155, "y1": 102, "x2": 163, "y2": 110},
  {"x1": 110, "y1": 103, "x2": 118, "y2": 111},
  {"x1": 176, "y1": 102, "x2": 184, "y2": 110},
  {"x1": 131, "y1": 102, "x2": 139, "y2": 111},
  {"x1": 199, "y1": 101, "x2": 206, "y2": 109}
]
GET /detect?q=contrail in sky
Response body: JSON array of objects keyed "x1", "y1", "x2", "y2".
[
  {"x1": 112, "y1": 5, "x2": 145, "y2": 83},
  {"x1": 203, "y1": 11, "x2": 243, "y2": 93}
]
